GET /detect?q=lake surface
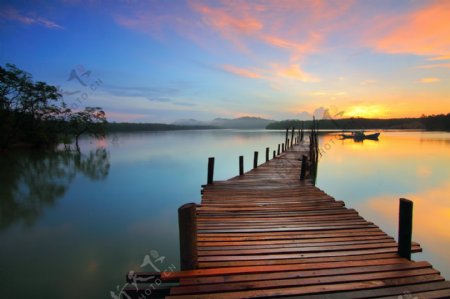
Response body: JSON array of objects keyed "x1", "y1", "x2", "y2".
[{"x1": 1, "y1": 130, "x2": 449, "y2": 298}]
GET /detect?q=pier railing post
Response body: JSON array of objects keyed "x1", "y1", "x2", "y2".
[
  {"x1": 253, "y1": 151, "x2": 258, "y2": 169},
  {"x1": 266, "y1": 147, "x2": 269, "y2": 162},
  {"x1": 398, "y1": 198, "x2": 413, "y2": 260},
  {"x1": 178, "y1": 203, "x2": 198, "y2": 270},
  {"x1": 239, "y1": 155, "x2": 244, "y2": 176},
  {"x1": 300, "y1": 155, "x2": 307, "y2": 180},
  {"x1": 207, "y1": 157, "x2": 214, "y2": 185}
]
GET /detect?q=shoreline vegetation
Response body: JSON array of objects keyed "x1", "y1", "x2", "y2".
[
  {"x1": 265, "y1": 114, "x2": 450, "y2": 131},
  {"x1": 1, "y1": 64, "x2": 106, "y2": 150}
]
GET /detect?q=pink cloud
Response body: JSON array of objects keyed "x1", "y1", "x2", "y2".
[{"x1": 371, "y1": 1, "x2": 450, "y2": 57}]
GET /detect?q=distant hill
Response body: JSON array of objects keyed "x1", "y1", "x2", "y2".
[
  {"x1": 105, "y1": 122, "x2": 219, "y2": 132},
  {"x1": 174, "y1": 116, "x2": 275, "y2": 129}
]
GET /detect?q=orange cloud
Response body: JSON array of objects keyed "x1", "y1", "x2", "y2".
[
  {"x1": 420, "y1": 77, "x2": 440, "y2": 83},
  {"x1": 416, "y1": 63, "x2": 450, "y2": 69},
  {"x1": 221, "y1": 65, "x2": 263, "y2": 79},
  {"x1": 427, "y1": 55, "x2": 450, "y2": 61},
  {"x1": 372, "y1": 1, "x2": 450, "y2": 57},
  {"x1": 274, "y1": 64, "x2": 320, "y2": 82}
]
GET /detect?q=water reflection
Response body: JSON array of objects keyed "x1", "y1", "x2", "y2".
[
  {"x1": 0, "y1": 148, "x2": 110, "y2": 229},
  {"x1": 316, "y1": 131, "x2": 450, "y2": 279}
]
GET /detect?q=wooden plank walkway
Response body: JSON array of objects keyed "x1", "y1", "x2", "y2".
[{"x1": 126, "y1": 141, "x2": 450, "y2": 298}]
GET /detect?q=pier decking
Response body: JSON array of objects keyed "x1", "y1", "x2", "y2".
[{"x1": 126, "y1": 137, "x2": 450, "y2": 298}]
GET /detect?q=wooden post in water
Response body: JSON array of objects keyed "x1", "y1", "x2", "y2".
[
  {"x1": 282, "y1": 143, "x2": 285, "y2": 152},
  {"x1": 207, "y1": 157, "x2": 214, "y2": 185},
  {"x1": 178, "y1": 203, "x2": 198, "y2": 270},
  {"x1": 286, "y1": 138, "x2": 289, "y2": 149},
  {"x1": 239, "y1": 155, "x2": 244, "y2": 176},
  {"x1": 290, "y1": 127, "x2": 295, "y2": 147},
  {"x1": 300, "y1": 121, "x2": 304, "y2": 142},
  {"x1": 300, "y1": 155, "x2": 307, "y2": 180},
  {"x1": 273, "y1": 150, "x2": 276, "y2": 159},
  {"x1": 253, "y1": 151, "x2": 258, "y2": 169},
  {"x1": 398, "y1": 198, "x2": 413, "y2": 260},
  {"x1": 277, "y1": 144, "x2": 280, "y2": 155},
  {"x1": 285, "y1": 128, "x2": 289, "y2": 149},
  {"x1": 266, "y1": 147, "x2": 269, "y2": 162}
]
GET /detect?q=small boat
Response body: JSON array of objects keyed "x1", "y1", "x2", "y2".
[{"x1": 339, "y1": 131, "x2": 380, "y2": 141}]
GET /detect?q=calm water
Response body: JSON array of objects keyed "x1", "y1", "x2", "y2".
[{"x1": 0, "y1": 130, "x2": 449, "y2": 298}]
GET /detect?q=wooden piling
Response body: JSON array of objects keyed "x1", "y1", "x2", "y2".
[
  {"x1": 273, "y1": 150, "x2": 276, "y2": 159},
  {"x1": 398, "y1": 198, "x2": 413, "y2": 260},
  {"x1": 253, "y1": 151, "x2": 258, "y2": 169},
  {"x1": 285, "y1": 128, "x2": 289, "y2": 148},
  {"x1": 282, "y1": 143, "x2": 285, "y2": 152},
  {"x1": 178, "y1": 203, "x2": 198, "y2": 270},
  {"x1": 239, "y1": 155, "x2": 244, "y2": 176},
  {"x1": 277, "y1": 144, "x2": 280, "y2": 155},
  {"x1": 207, "y1": 157, "x2": 214, "y2": 185},
  {"x1": 290, "y1": 127, "x2": 295, "y2": 147},
  {"x1": 265, "y1": 147, "x2": 269, "y2": 162},
  {"x1": 300, "y1": 155, "x2": 307, "y2": 180}
]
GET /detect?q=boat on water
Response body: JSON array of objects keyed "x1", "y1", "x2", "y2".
[{"x1": 339, "y1": 131, "x2": 380, "y2": 141}]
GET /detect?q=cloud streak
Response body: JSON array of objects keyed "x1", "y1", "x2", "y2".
[
  {"x1": 221, "y1": 64, "x2": 263, "y2": 79},
  {"x1": 0, "y1": 6, "x2": 64, "y2": 29}
]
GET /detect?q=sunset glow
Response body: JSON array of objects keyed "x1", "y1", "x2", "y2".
[{"x1": 1, "y1": 0, "x2": 449, "y2": 122}]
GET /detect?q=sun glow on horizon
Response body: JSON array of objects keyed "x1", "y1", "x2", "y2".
[{"x1": 343, "y1": 105, "x2": 390, "y2": 119}]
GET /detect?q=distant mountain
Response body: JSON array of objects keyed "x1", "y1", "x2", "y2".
[{"x1": 173, "y1": 116, "x2": 275, "y2": 129}]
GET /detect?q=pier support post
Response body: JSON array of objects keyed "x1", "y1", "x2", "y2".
[
  {"x1": 398, "y1": 198, "x2": 413, "y2": 260},
  {"x1": 253, "y1": 151, "x2": 258, "y2": 169},
  {"x1": 300, "y1": 155, "x2": 307, "y2": 180},
  {"x1": 285, "y1": 128, "x2": 289, "y2": 149},
  {"x1": 178, "y1": 203, "x2": 198, "y2": 270},
  {"x1": 207, "y1": 157, "x2": 214, "y2": 185},
  {"x1": 277, "y1": 144, "x2": 280, "y2": 155},
  {"x1": 282, "y1": 143, "x2": 285, "y2": 152},
  {"x1": 239, "y1": 155, "x2": 244, "y2": 176},
  {"x1": 266, "y1": 147, "x2": 269, "y2": 162},
  {"x1": 291, "y1": 127, "x2": 295, "y2": 147},
  {"x1": 273, "y1": 150, "x2": 276, "y2": 159}
]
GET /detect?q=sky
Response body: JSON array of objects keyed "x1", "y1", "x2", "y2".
[{"x1": 1, "y1": 0, "x2": 449, "y2": 123}]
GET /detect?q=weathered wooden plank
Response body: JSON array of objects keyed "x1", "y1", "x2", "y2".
[
  {"x1": 179, "y1": 261, "x2": 432, "y2": 285},
  {"x1": 165, "y1": 274, "x2": 444, "y2": 299}
]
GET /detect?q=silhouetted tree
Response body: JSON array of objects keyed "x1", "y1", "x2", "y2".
[
  {"x1": 69, "y1": 107, "x2": 107, "y2": 150},
  {"x1": 0, "y1": 63, "x2": 107, "y2": 149}
]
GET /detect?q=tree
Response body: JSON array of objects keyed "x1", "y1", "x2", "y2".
[
  {"x1": 69, "y1": 107, "x2": 107, "y2": 150},
  {"x1": 0, "y1": 63, "x2": 107, "y2": 149}
]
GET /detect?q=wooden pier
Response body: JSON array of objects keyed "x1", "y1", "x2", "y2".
[{"x1": 125, "y1": 129, "x2": 450, "y2": 298}]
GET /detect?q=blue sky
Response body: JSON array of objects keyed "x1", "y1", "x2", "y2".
[{"x1": 1, "y1": 0, "x2": 449, "y2": 122}]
